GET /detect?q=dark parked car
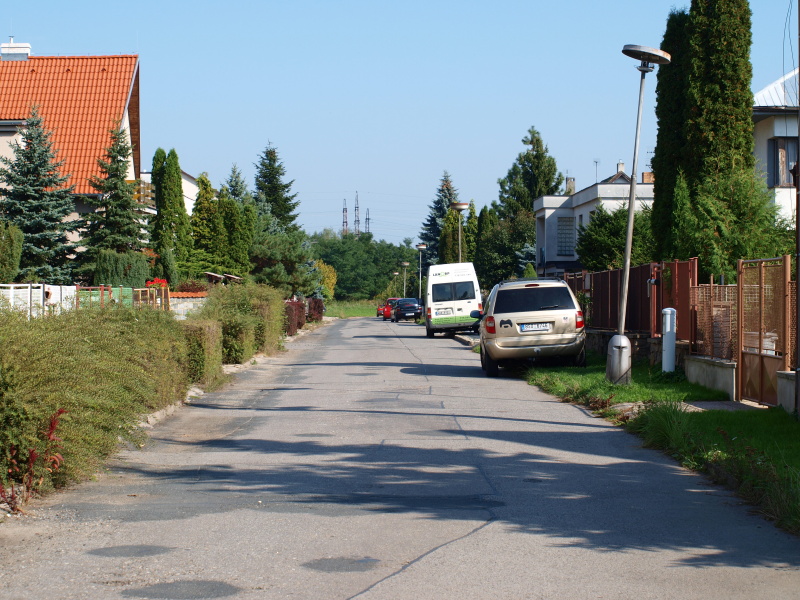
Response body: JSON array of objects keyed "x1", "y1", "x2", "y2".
[{"x1": 392, "y1": 298, "x2": 423, "y2": 322}]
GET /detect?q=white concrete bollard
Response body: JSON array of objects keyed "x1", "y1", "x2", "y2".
[{"x1": 662, "y1": 308, "x2": 676, "y2": 372}]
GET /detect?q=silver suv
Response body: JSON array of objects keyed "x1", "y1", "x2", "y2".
[{"x1": 471, "y1": 278, "x2": 586, "y2": 376}]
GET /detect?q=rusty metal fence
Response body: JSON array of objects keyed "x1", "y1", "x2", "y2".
[
  {"x1": 565, "y1": 258, "x2": 697, "y2": 339},
  {"x1": 690, "y1": 283, "x2": 737, "y2": 360}
]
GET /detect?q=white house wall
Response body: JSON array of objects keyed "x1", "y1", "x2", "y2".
[{"x1": 753, "y1": 114, "x2": 797, "y2": 221}]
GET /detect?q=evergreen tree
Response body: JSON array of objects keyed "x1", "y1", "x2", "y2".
[
  {"x1": 419, "y1": 171, "x2": 458, "y2": 266},
  {"x1": 218, "y1": 189, "x2": 253, "y2": 276},
  {"x1": 474, "y1": 205, "x2": 500, "y2": 289},
  {"x1": 475, "y1": 211, "x2": 537, "y2": 287},
  {"x1": 685, "y1": 0, "x2": 755, "y2": 187},
  {"x1": 652, "y1": 8, "x2": 691, "y2": 260},
  {"x1": 575, "y1": 204, "x2": 654, "y2": 272},
  {"x1": 438, "y1": 207, "x2": 462, "y2": 264},
  {"x1": 0, "y1": 221, "x2": 23, "y2": 282},
  {"x1": 0, "y1": 106, "x2": 77, "y2": 283},
  {"x1": 93, "y1": 249, "x2": 150, "y2": 287},
  {"x1": 150, "y1": 147, "x2": 167, "y2": 239},
  {"x1": 250, "y1": 213, "x2": 316, "y2": 297},
  {"x1": 191, "y1": 173, "x2": 225, "y2": 259},
  {"x1": 151, "y1": 148, "x2": 192, "y2": 273},
  {"x1": 496, "y1": 126, "x2": 563, "y2": 220},
  {"x1": 464, "y1": 201, "x2": 478, "y2": 262},
  {"x1": 84, "y1": 127, "x2": 141, "y2": 254},
  {"x1": 253, "y1": 144, "x2": 299, "y2": 230},
  {"x1": 224, "y1": 163, "x2": 251, "y2": 203}
]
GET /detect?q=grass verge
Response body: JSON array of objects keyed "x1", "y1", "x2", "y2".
[
  {"x1": 527, "y1": 351, "x2": 800, "y2": 535},
  {"x1": 326, "y1": 299, "x2": 380, "y2": 319}
]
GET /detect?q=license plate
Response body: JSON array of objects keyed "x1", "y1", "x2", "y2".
[
  {"x1": 404, "y1": 312, "x2": 414, "y2": 316},
  {"x1": 436, "y1": 309, "x2": 453, "y2": 316},
  {"x1": 521, "y1": 322, "x2": 551, "y2": 332}
]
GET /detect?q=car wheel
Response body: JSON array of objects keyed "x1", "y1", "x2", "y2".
[
  {"x1": 426, "y1": 326, "x2": 434, "y2": 338},
  {"x1": 479, "y1": 345, "x2": 486, "y2": 371},
  {"x1": 482, "y1": 346, "x2": 499, "y2": 377},
  {"x1": 383, "y1": 315, "x2": 388, "y2": 321}
]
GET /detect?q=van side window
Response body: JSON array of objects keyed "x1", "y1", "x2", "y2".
[
  {"x1": 432, "y1": 283, "x2": 453, "y2": 303},
  {"x1": 454, "y1": 281, "x2": 475, "y2": 301}
]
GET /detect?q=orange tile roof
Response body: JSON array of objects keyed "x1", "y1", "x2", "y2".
[{"x1": 0, "y1": 55, "x2": 140, "y2": 195}]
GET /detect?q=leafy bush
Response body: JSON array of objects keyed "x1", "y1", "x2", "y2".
[
  {"x1": 0, "y1": 306, "x2": 189, "y2": 494},
  {"x1": 182, "y1": 319, "x2": 223, "y2": 387},
  {"x1": 197, "y1": 283, "x2": 284, "y2": 363},
  {"x1": 308, "y1": 298, "x2": 325, "y2": 322},
  {"x1": 0, "y1": 220, "x2": 23, "y2": 282},
  {"x1": 284, "y1": 302, "x2": 299, "y2": 336},
  {"x1": 284, "y1": 301, "x2": 306, "y2": 335},
  {"x1": 175, "y1": 279, "x2": 210, "y2": 293}
]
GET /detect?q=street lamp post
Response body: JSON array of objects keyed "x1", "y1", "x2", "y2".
[
  {"x1": 606, "y1": 44, "x2": 671, "y2": 385},
  {"x1": 401, "y1": 262, "x2": 410, "y2": 297},
  {"x1": 416, "y1": 243, "x2": 427, "y2": 299},
  {"x1": 450, "y1": 202, "x2": 469, "y2": 262}
]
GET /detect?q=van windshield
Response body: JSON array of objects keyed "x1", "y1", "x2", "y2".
[{"x1": 432, "y1": 281, "x2": 476, "y2": 303}]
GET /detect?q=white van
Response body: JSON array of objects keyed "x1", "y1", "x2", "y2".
[{"x1": 425, "y1": 262, "x2": 482, "y2": 337}]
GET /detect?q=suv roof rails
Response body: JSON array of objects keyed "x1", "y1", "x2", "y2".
[{"x1": 498, "y1": 277, "x2": 565, "y2": 285}]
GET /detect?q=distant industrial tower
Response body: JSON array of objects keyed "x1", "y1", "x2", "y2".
[
  {"x1": 354, "y1": 192, "x2": 360, "y2": 236},
  {"x1": 365, "y1": 208, "x2": 370, "y2": 233},
  {"x1": 342, "y1": 199, "x2": 348, "y2": 235}
]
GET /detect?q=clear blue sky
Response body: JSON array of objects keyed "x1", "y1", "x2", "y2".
[{"x1": 5, "y1": 1, "x2": 797, "y2": 244}]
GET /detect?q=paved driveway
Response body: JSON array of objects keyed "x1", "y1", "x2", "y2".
[{"x1": 1, "y1": 317, "x2": 799, "y2": 599}]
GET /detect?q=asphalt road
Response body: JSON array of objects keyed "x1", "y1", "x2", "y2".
[{"x1": 2, "y1": 317, "x2": 800, "y2": 600}]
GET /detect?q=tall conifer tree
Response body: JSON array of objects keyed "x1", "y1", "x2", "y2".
[
  {"x1": 496, "y1": 126, "x2": 563, "y2": 220},
  {"x1": 253, "y1": 144, "x2": 299, "y2": 230},
  {"x1": 419, "y1": 171, "x2": 458, "y2": 267},
  {"x1": 685, "y1": 0, "x2": 755, "y2": 187},
  {"x1": 84, "y1": 126, "x2": 141, "y2": 254},
  {"x1": 0, "y1": 106, "x2": 77, "y2": 283},
  {"x1": 652, "y1": 9, "x2": 691, "y2": 260},
  {"x1": 151, "y1": 148, "x2": 192, "y2": 268}
]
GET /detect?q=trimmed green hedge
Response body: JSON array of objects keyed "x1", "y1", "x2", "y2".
[
  {"x1": 0, "y1": 307, "x2": 189, "y2": 492},
  {"x1": 196, "y1": 284, "x2": 285, "y2": 364},
  {"x1": 182, "y1": 319, "x2": 223, "y2": 387}
]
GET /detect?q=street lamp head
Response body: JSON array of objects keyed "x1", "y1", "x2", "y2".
[
  {"x1": 622, "y1": 45, "x2": 671, "y2": 72},
  {"x1": 450, "y1": 202, "x2": 469, "y2": 213},
  {"x1": 416, "y1": 243, "x2": 427, "y2": 250},
  {"x1": 401, "y1": 262, "x2": 410, "y2": 267}
]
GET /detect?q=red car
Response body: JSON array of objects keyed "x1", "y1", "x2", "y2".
[{"x1": 378, "y1": 298, "x2": 400, "y2": 320}]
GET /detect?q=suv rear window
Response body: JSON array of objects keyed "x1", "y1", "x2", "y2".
[
  {"x1": 494, "y1": 287, "x2": 575, "y2": 314},
  {"x1": 432, "y1": 281, "x2": 476, "y2": 303}
]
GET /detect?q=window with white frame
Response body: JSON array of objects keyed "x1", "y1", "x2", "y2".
[
  {"x1": 768, "y1": 137, "x2": 798, "y2": 187},
  {"x1": 557, "y1": 217, "x2": 576, "y2": 256}
]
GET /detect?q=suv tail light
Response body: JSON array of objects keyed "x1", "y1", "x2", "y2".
[
  {"x1": 576, "y1": 310, "x2": 584, "y2": 329},
  {"x1": 427, "y1": 307, "x2": 431, "y2": 319},
  {"x1": 486, "y1": 316, "x2": 496, "y2": 334}
]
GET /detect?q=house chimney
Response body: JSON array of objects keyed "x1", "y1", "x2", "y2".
[
  {"x1": 642, "y1": 172, "x2": 655, "y2": 184},
  {"x1": 617, "y1": 160, "x2": 625, "y2": 174},
  {"x1": 565, "y1": 177, "x2": 575, "y2": 195},
  {"x1": 1, "y1": 37, "x2": 31, "y2": 61}
]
